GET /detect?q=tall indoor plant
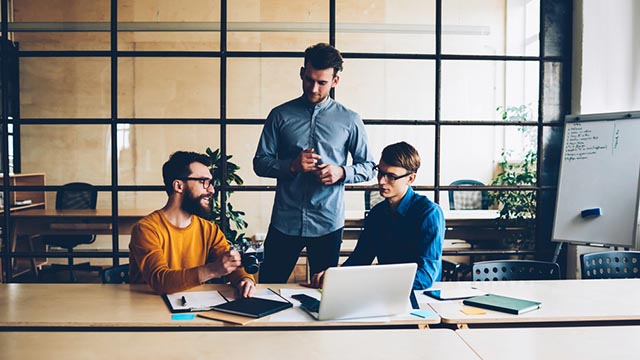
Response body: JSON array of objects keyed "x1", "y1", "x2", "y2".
[
  {"x1": 204, "y1": 147, "x2": 250, "y2": 249},
  {"x1": 489, "y1": 105, "x2": 537, "y2": 250}
]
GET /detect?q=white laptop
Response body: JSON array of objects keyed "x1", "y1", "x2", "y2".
[{"x1": 295, "y1": 263, "x2": 417, "y2": 321}]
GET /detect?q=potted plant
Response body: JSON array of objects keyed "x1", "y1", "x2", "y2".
[
  {"x1": 203, "y1": 147, "x2": 251, "y2": 250},
  {"x1": 489, "y1": 105, "x2": 537, "y2": 250}
]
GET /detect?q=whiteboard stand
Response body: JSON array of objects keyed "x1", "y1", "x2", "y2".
[{"x1": 552, "y1": 111, "x2": 640, "y2": 251}]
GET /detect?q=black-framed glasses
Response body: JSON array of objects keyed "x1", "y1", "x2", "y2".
[
  {"x1": 180, "y1": 177, "x2": 213, "y2": 189},
  {"x1": 373, "y1": 165, "x2": 413, "y2": 183}
]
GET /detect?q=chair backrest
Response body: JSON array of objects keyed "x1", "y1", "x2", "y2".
[
  {"x1": 448, "y1": 179, "x2": 489, "y2": 210},
  {"x1": 364, "y1": 190, "x2": 385, "y2": 211},
  {"x1": 473, "y1": 260, "x2": 561, "y2": 281},
  {"x1": 102, "y1": 264, "x2": 130, "y2": 284},
  {"x1": 56, "y1": 182, "x2": 97, "y2": 210},
  {"x1": 441, "y1": 259, "x2": 461, "y2": 281},
  {"x1": 580, "y1": 251, "x2": 640, "y2": 279}
]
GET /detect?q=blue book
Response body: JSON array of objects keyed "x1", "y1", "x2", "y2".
[{"x1": 463, "y1": 294, "x2": 541, "y2": 315}]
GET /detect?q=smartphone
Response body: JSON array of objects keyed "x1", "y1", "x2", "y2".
[{"x1": 423, "y1": 288, "x2": 485, "y2": 301}]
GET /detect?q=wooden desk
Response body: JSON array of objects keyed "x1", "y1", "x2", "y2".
[
  {"x1": 9, "y1": 208, "x2": 154, "y2": 237},
  {"x1": 0, "y1": 329, "x2": 479, "y2": 360},
  {"x1": 457, "y1": 326, "x2": 639, "y2": 359},
  {"x1": 0, "y1": 283, "x2": 439, "y2": 330},
  {"x1": 7, "y1": 209, "x2": 153, "y2": 277},
  {"x1": 426, "y1": 279, "x2": 640, "y2": 327}
]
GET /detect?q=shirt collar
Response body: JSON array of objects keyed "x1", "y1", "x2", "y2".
[
  {"x1": 299, "y1": 95, "x2": 333, "y2": 111},
  {"x1": 395, "y1": 186, "x2": 415, "y2": 216}
]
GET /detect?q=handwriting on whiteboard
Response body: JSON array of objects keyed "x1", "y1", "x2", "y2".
[{"x1": 564, "y1": 123, "x2": 610, "y2": 162}]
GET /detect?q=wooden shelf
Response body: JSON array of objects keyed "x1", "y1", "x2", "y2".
[{"x1": 1, "y1": 173, "x2": 46, "y2": 281}]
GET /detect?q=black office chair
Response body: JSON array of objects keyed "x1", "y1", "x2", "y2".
[
  {"x1": 472, "y1": 260, "x2": 561, "y2": 281},
  {"x1": 448, "y1": 179, "x2": 490, "y2": 210},
  {"x1": 101, "y1": 264, "x2": 130, "y2": 284},
  {"x1": 441, "y1": 259, "x2": 461, "y2": 281},
  {"x1": 580, "y1": 251, "x2": 640, "y2": 279},
  {"x1": 41, "y1": 182, "x2": 101, "y2": 282},
  {"x1": 364, "y1": 189, "x2": 385, "y2": 211}
]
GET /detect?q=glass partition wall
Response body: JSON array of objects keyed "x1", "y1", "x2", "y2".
[{"x1": 1, "y1": 0, "x2": 571, "y2": 282}]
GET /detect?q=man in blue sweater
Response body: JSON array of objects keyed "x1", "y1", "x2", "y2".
[{"x1": 310, "y1": 141, "x2": 445, "y2": 290}]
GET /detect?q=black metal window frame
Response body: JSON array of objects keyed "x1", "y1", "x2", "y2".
[{"x1": 0, "y1": 0, "x2": 572, "y2": 280}]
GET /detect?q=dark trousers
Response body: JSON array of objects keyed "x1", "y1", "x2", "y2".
[{"x1": 259, "y1": 226, "x2": 343, "y2": 283}]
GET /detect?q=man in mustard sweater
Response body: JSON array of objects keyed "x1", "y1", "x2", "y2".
[{"x1": 129, "y1": 151, "x2": 256, "y2": 296}]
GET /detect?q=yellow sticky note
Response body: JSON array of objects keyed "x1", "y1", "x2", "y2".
[{"x1": 461, "y1": 307, "x2": 487, "y2": 315}]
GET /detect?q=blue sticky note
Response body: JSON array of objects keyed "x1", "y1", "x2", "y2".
[
  {"x1": 171, "y1": 313, "x2": 195, "y2": 321},
  {"x1": 410, "y1": 309, "x2": 437, "y2": 318}
]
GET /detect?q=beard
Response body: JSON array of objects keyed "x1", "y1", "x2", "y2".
[{"x1": 181, "y1": 188, "x2": 212, "y2": 218}]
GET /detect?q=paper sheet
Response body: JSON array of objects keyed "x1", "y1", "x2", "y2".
[{"x1": 165, "y1": 290, "x2": 227, "y2": 311}]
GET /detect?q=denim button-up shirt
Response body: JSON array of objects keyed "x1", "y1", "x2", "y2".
[
  {"x1": 253, "y1": 96, "x2": 375, "y2": 237},
  {"x1": 343, "y1": 187, "x2": 445, "y2": 290}
]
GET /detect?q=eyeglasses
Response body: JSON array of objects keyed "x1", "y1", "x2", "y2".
[
  {"x1": 180, "y1": 177, "x2": 213, "y2": 189},
  {"x1": 373, "y1": 165, "x2": 413, "y2": 183}
]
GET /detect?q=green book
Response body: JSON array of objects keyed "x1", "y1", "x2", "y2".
[{"x1": 463, "y1": 294, "x2": 541, "y2": 315}]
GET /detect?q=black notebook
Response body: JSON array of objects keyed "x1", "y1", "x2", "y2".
[
  {"x1": 212, "y1": 297, "x2": 293, "y2": 318},
  {"x1": 463, "y1": 294, "x2": 541, "y2": 315}
]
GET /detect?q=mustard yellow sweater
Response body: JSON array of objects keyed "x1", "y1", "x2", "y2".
[{"x1": 129, "y1": 210, "x2": 254, "y2": 294}]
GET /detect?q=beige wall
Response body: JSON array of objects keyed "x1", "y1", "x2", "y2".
[{"x1": 12, "y1": 0, "x2": 539, "y2": 242}]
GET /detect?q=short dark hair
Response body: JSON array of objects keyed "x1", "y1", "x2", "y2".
[
  {"x1": 162, "y1": 151, "x2": 212, "y2": 195},
  {"x1": 304, "y1": 43, "x2": 343, "y2": 76},
  {"x1": 380, "y1": 142, "x2": 421, "y2": 174}
]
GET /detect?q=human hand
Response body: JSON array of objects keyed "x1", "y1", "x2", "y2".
[
  {"x1": 236, "y1": 278, "x2": 256, "y2": 298},
  {"x1": 209, "y1": 250, "x2": 242, "y2": 278},
  {"x1": 314, "y1": 164, "x2": 345, "y2": 185},
  {"x1": 303, "y1": 271, "x2": 325, "y2": 289},
  {"x1": 290, "y1": 148, "x2": 322, "y2": 173}
]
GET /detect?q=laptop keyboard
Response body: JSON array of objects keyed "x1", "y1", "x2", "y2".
[{"x1": 292, "y1": 294, "x2": 321, "y2": 313}]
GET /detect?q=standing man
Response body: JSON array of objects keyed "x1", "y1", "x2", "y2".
[
  {"x1": 253, "y1": 43, "x2": 375, "y2": 283},
  {"x1": 129, "y1": 151, "x2": 256, "y2": 295},
  {"x1": 310, "y1": 142, "x2": 445, "y2": 290}
]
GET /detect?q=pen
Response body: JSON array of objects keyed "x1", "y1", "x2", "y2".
[{"x1": 181, "y1": 295, "x2": 187, "y2": 306}]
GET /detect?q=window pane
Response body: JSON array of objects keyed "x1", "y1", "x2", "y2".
[
  {"x1": 119, "y1": 191, "x2": 166, "y2": 212},
  {"x1": 13, "y1": 33, "x2": 110, "y2": 51},
  {"x1": 118, "y1": 0, "x2": 221, "y2": 51},
  {"x1": 440, "y1": 124, "x2": 538, "y2": 210},
  {"x1": 20, "y1": 125, "x2": 112, "y2": 186},
  {"x1": 227, "y1": 58, "x2": 301, "y2": 119},
  {"x1": 442, "y1": 0, "x2": 540, "y2": 56},
  {"x1": 226, "y1": 125, "x2": 275, "y2": 186},
  {"x1": 13, "y1": 0, "x2": 109, "y2": 21},
  {"x1": 118, "y1": 32, "x2": 219, "y2": 52},
  {"x1": 11, "y1": 0, "x2": 110, "y2": 50},
  {"x1": 366, "y1": 125, "x2": 435, "y2": 186},
  {"x1": 339, "y1": 59, "x2": 435, "y2": 120},
  {"x1": 226, "y1": 191, "x2": 275, "y2": 239},
  {"x1": 337, "y1": 0, "x2": 435, "y2": 54},
  {"x1": 441, "y1": 60, "x2": 539, "y2": 121},
  {"x1": 117, "y1": 124, "x2": 220, "y2": 185},
  {"x1": 20, "y1": 58, "x2": 111, "y2": 119},
  {"x1": 117, "y1": 58, "x2": 220, "y2": 118},
  {"x1": 228, "y1": 0, "x2": 328, "y2": 51}
]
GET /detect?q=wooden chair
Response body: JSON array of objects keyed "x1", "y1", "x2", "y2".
[
  {"x1": 101, "y1": 264, "x2": 130, "y2": 284},
  {"x1": 580, "y1": 251, "x2": 640, "y2": 279},
  {"x1": 473, "y1": 260, "x2": 560, "y2": 281}
]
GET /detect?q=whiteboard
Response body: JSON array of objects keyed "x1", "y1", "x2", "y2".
[{"x1": 552, "y1": 111, "x2": 640, "y2": 248}]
